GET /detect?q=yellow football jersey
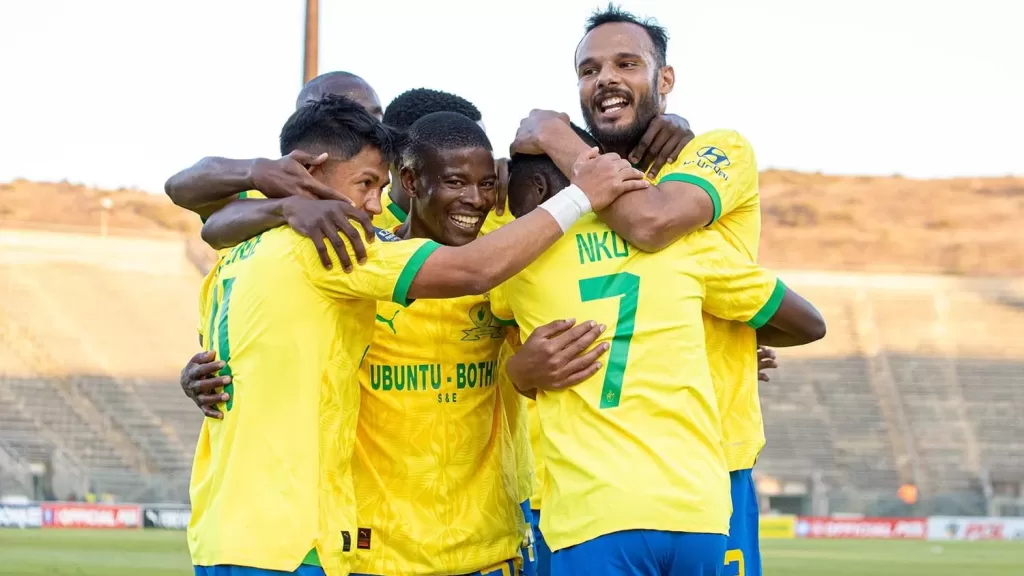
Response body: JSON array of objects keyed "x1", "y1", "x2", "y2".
[
  {"x1": 372, "y1": 185, "x2": 407, "y2": 231},
  {"x1": 524, "y1": 399, "x2": 544, "y2": 510},
  {"x1": 352, "y1": 295, "x2": 521, "y2": 575},
  {"x1": 496, "y1": 342, "x2": 534, "y2": 505},
  {"x1": 188, "y1": 225, "x2": 438, "y2": 576},
  {"x1": 489, "y1": 221, "x2": 785, "y2": 552},
  {"x1": 649, "y1": 129, "x2": 766, "y2": 471}
]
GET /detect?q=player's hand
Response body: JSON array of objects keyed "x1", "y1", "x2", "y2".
[
  {"x1": 510, "y1": 109, "x2": 571, "y2": 156},
  {"x1": 629, "y1": 114, "x2": 696, "y2": 179},
  {"x1": 506, "y1": 318, "x2": 609, "y2": 393},
  {"x1": 758, "y1": 346, "x2": 778, "y2": 382},
  {"x1": 571, "y1": 148, "x2": 649, "y2": 210},
  {"x1": 181, "y1": 350, "x2": 230, "y2": 419},
  {"x1": 494, "y1": 157, "x2": 510, "y2": 216},
  {"x1": 249, "y1": 151, "x2": 345, "y2": 201},
  {"x1": 280, "y1": 197, "x2": 375, "y2": 272}
]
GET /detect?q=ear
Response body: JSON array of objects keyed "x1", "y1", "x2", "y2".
[
  {"x1": 399, "y1": 165, "x2": 420, "y2": 198},
  {"x1": 658, "y1": 65, "x2": 675, "y2": 99},
  {"x1": 532, "y1": 173, "x2": 550, "y2": 202}
]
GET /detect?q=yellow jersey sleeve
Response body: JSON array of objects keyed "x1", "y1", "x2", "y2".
[
  {"x1": 479, "y1": 196, "x2": 515, "y2": 236},
  {"x1": 300, "y1": 227, "x2": 440, "y2": 306},
  {"x1": 655, "y1": 129, "x2": 757, "y2": 225},
  {"x1": 488, "y1": 282, "x2": 517, "y2": 325},
  {"x1": 696, "y1": 233, "x2": 786, "y2": 328}
]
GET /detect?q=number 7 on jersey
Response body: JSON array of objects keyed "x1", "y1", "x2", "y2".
[{"x1": 578, "y1": 272, "x2": 639, "y2": 409}]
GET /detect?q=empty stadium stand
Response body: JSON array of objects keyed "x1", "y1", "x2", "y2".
[{"x1": 0, "y1": 225, "x2": 1022, "y2": 513}]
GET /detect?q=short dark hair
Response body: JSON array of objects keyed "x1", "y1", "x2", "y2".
[
  {"x1": 383, "y1": 88, "x2": 483, "y2": 132},
  {"x1": 507, "y1": 124, "x2": 599, "y2": 216},
  {"x1": 402, "y1": 111, "x2": 492, "y2": 171},
  {"x1": 584, "y1": 3, "x2": 669, "y2": 68},
  {"x1": 279, "y1": 95, "x2": 404, "y2": 162}
]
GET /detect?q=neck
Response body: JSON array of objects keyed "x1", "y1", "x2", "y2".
[{"x1": 403, "y1": 202, "x2": 441, "y2": 244}]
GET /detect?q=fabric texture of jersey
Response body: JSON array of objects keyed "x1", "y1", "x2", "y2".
[
  {"x1": 650, "y1": 130, "x2": 766, "y2": 472},
  {"x1": 525, "y1": 399, "x2": 545, "y2": 510},
  {"x1": 188, "y1": 225, "x2": 438, "y2": 576},
  {"x1": 489, "y1": 222, "x2": 784, "y2": 552},
  {"x1": 497, "y1": 341, "x2": 535, "y2": 504},
  {"x1": 352, "y1": 292, "x2": 521, "y2": 575},
  {"x1": 550, "y1": 530, "x2": 727, "y2": 576},
  {"x1": 726, "y1": 468, "x2": 762, "y2": 576}
]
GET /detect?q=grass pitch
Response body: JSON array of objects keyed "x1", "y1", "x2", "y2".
[{"x1": 0, "y1": 529, "x2": 1022, "y2": 575}]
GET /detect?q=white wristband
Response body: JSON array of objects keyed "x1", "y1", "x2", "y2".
[{"x1": 538, "y1": 184, "x2": 592, "y2": 233}]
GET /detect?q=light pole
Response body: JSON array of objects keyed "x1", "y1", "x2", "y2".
[{"x1": 303, "y1": 0, "x2": 319, "y2": 85}]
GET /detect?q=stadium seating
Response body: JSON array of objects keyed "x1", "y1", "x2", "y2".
[{"x1": 0, "y1": 228, "x2": 1022, "y2": 511}]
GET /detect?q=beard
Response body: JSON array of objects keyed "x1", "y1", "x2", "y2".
[{"x1": 581, "y1": 86, "x2": 660, "y2": 155}]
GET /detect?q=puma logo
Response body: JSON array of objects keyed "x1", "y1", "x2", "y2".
[{"x1": 375, "y1": 310, "x2": 401, "y2": 334}]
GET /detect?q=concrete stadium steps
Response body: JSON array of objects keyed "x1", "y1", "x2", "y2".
[{"x1": 0, "y1": 227, "x2": 203, "y2": 498}]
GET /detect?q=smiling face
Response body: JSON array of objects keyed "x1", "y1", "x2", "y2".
[
  {"x1": 576, "y1": 22, "x2": 674, "y2": 154},
  {"x1": 401, "y1": 146, "x2": 496, "y2": 246}
]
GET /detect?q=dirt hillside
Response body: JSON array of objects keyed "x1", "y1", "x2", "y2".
[{"x1": 2, "y1": 174, "x2": 1022, "y2": 276}]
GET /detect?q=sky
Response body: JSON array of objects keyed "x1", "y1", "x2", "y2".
[{"x1": 1, "y1": 0, "x2": 1021, "y2": 194}]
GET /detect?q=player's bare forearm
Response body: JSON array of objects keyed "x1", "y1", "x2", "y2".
[
  {"x1": 165, "y1": 157, "x2": 257, "y2": 217},
  {"x1": 537, "y1": 121, "x2": 593, "y2": 182},
  {"x1": 761, "y1": 287, "x2": 827, "y2": 346},
  {"x1": 756, "y1": 325, "x2": 814, "y2": 347},
  {"x1": 407, "y1": 208, "x2": 564, "y2": 299},
  {"x1": 201, "y1": 199, "x2": 286, "y2": 250},
  {"x1": 597, "y1": 181, "x2": 714, "y2": 253}
]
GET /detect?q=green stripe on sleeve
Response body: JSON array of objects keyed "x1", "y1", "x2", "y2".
[
  {"x1": 657, "y1": 173, "x2": 722, "y2": 225},
  {"x1": 387, "y1": 199, "x2": 408, "y2": 223},
  {"x1": 392, "y1": 240, "x2": 441, "y2": 306},
  {"x1": 746, "y1": 278, "x2": 787, "y2": 329},
  {"x1": 493, "y1": 315, "x2": 517, "y2": 327}
]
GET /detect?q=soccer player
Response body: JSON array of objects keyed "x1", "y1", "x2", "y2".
[
  {"x1": 186, "y1": 95, "x2": 647, "y2": 576},
  {"x1": 375, "y1": 89, "x2": 493, "y2": 231},
  {"x1": 491, "y1": 142, "x2": 824, "y2": 576},
  {"x1": 509, "y1": 6, "x2": 801, "y2": 575}
]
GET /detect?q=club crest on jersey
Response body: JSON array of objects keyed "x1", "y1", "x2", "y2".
[{"x1": 462, "y1": 302, "x2": 504, "y2": 341}]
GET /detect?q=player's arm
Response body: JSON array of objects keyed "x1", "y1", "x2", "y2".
[
  {"x1": 304, "y1": 149, "x2": 648, "y2": 302},
  {"x1": 406, "y1": 149, "x2": 645, "y2": 299},
  {"x1": 164, "y1": 151, "x2": 341, "y2": 220},
  {"x1": 755, "y1": 289, "x2": 827, "y2": 347},
  {"x1": 699, "y1": 234, "x2": 826, "y2": 346},
  {"x1": 202, "y1": 197, "x2": 373, "y2": 270},
  {"x1": 521, "y1": 118, "x2": 748, "y2": 253},
  {"x1": 598, "y1": 129, "x2": 754, "y2": 252}
]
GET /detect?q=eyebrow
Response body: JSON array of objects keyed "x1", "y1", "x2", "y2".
[{"x1": 577, "y1": 52, "x2": 645, "y2": 69}]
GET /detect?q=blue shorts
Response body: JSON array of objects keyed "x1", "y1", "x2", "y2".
[
  {"x1": 725, "y1": 469, "x2": 761, "y2": 576},
  {"x1": 532, "y1": 509, "x2": 551, "y2": 576},
  {"x1": 194, "y1": 565, "x2": 325, "y2": 576},
  {"x1": 551, "y1": 530, "x2": 726, "y2": 576},
  {"x1": 521, "y1": 500, "x2": 538, "y2": 576}
]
